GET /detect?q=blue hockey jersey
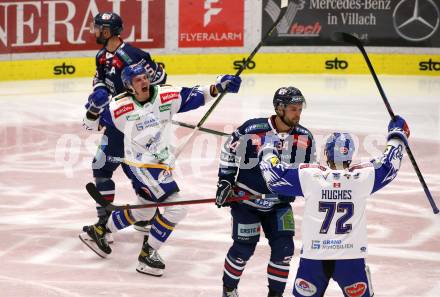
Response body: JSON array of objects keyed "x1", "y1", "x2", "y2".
[
  {"x1": 93, "y1": 41, "x2": 166, "y2": 96},
  {"x1": 218, "y1": 116, "x2": 316, "y2": 210}
]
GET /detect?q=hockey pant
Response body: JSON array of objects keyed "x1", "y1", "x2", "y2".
[
  {"x1": 293, "y1": 258, "x2": 374, "y2": 297},
  {"x1": 92, "y1": 126, "x2": 127, "y2": 219},
  {"x1": 105, "y1": 164, "x2": 187, "y2": 250},
  {"x1": 223, "y1": 203, "x2": 295, "y2": 294}
]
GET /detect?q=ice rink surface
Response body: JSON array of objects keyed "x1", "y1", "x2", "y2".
[{"x1": 0, "y1": 74, "x2": 439, "y2": 297}]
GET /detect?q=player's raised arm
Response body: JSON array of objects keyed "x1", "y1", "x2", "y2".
[
  {"x1": 258, "y1": 140, "x2": 304, "y2": 197},
  {"x1": 370, "y1": 115, "x2": 410, "y2": 194}
]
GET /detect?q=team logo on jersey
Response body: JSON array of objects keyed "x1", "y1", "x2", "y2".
[
  {"x1": 160, "y1": 92, "x2": 179, "y2": 104},
  {"x1": 344, "y1": 282, "x2": 367, "y2": 297},
  {"x1": 114, "y1": 103, "x2": 134, "y2": 118},
  {"x1": 294, "y1": 278, "x2": 317, "y2": 296},
  {"x1": 269, "y1": 156, "x2": 280, "y2": 166}
]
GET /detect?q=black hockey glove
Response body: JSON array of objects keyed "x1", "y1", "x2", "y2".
[{"x1": 215, "y1": 180, "x2": 233, "y2": 208}]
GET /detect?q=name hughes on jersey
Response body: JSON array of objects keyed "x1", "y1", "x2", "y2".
[{"x1": 321, "y1": 190, "x2": 352, "y2": 200}]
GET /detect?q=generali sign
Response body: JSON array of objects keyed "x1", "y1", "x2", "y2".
[{"x1": 0, "y1": 0, "x2": 165, "y2": 54}]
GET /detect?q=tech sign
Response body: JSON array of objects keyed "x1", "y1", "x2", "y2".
[
  {"x1": 179, "y1": 0, "x2": 244, "y2": 47},
  {"x1": 0, "y1": 0, "x2": 165, "y2": 54}
]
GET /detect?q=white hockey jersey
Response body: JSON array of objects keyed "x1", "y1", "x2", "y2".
[
  {"x1": 260, "y1": 138, "x2": 405, "y2": 260},
  {"x1": 85, "y1": 84, "x2": 216, "y2": 168}
]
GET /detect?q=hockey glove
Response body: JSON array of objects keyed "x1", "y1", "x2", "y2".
[
  {"x1": 215, "y1": 75, "x2": 242, "y2": 93},
  {"x1": 86, "y1": 87, "x2": 109, "y2": 114},
  {"x1": 387, "y1": 115, "x2": 410, "y2": 145},
  {"x1": 215, "y1": 180, "x2": 233, "y2": 208}
]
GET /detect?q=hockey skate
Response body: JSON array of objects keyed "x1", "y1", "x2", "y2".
[
  {"x1": 222, "y1": 286, "x2": 239, "y2": 297},
  {"x1": 133, "y1": 220, "x2": 152, "y2": 233},
  {"x1": 136, "y1": 238, "x2": 165, "y2": 276},
  {"x1": 81, "y1": 225, "x2": 114, "y2": 244},
  {"x1": 79, "y1": 225, "x2": 112, "y2": 258}
]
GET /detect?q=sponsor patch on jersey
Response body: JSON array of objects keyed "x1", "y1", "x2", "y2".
[
  {"x1": 160, "y1": 92, "x2": 179, "y2": 104},
  {"x1": 311, "y1": 240, "x2": 320, "y2": 249},
  {"x1": 344, "y1": 282, "x2": 367, "y2": 297},
  {"x1": 159, "y1": 104, "x2": 171, "y2": 112},
  {"x1": 114, "y1": 103, "x2": 134, "y2": 118},
  {"x1": 277, "y1": 208, "x2": 295, "y2": 232},
  {"x1": 294, "y1": 278, "x2": 317, "y2": 296},
  {"x1": 244, "y1": 123, "x2": 270, "y2": 133},
  {"x1": 237, "y1": 223, "x2": 261, "y2": 238},
  {"x1": 158, "y1": 170, "x2": 173, "y2": 184},
  {"x1": 300, "y1": 164, "x2": 326, "y2": 171},
  {"x1": 126, "y1": 114, "x2": 140, "y2": 121}
]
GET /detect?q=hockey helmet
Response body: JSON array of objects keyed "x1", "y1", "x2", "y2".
[
  {"x1": 93, "y1": 12, "x2": 123, "y2": 36},
  {"x1": 121, "y1": 64, "x2": 149, "y2": 91},
  {"x1": 324, "y1": 132, "x2": 355, "y2": 163},
  {"x1": 273, "y1": 86, "x2": 305, "y2": 109}
]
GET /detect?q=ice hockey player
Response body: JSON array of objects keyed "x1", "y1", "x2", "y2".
[
  {"x1": 259, "y1": 116, "x2": 410, "y2": 297},
  {"x1": 215, "y1": 87, "x2": 316, "y2": 297},
  {"x1": 84, "y1": 12, "x2": 166, "y2": 235},
  {"x1": 80, "y1": 63, "x2": 242, "y2": 276}
]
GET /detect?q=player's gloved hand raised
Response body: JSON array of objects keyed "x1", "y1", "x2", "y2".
[
  {"x1": 215, "y1": 75, "x2": 242, "y2": 93},
  {"x1": 215, "y1": 180, "x2": 233, "y2": 208},
  {"x1": 387, "y1": 115, "x2": 410, "y2": 145},
  {"x1": 86, "y1": 87, "x2": 109, "y2": 114}
]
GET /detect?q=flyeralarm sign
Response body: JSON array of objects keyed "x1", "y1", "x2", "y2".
[
  {"x1": 0, "y1": 0, "x2": 165, "y2": 54},
  {"x1": 178, "y1": 0, "x2": 244, "y2": 47}
]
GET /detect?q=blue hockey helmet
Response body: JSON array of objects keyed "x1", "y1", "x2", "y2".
[
  {"x1": 121, "y1": 64, "x2": 149, "y2": 91},
  {"x1": 324, "y1": 132, "x2": 355, "y2": 164},
  {"x1": 93, "y1": 12, "x2": 123, "y2": 36},
  {"x1": 273, "y1": 86, "x2": 306, "y2": 109}
]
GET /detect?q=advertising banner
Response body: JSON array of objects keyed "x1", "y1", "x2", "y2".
[
  {"x1": 0, "y1": 0, "x2": 165, "y2": 54},
  {"x1": 262, "y1": 0, "x2": 440, "y2": 47},
  {"x1": 178, "y1": 0, "x2": 244, "y2": 47}
]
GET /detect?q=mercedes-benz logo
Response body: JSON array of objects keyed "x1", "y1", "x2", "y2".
[{"x1": 393, "y1": 0, "x2": 439, "y2": 42}]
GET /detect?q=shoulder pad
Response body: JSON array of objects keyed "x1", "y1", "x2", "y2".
[
  {"x1": 241, "y1": 118, "x2": 271, "y2": 134},
  {"x1": 349, "y1": 162, "x2": 373, "y2": 172},
  {"x1": 115, "y1": 46, "x2": 134, "y2": 64},
  {"x1": 112, "y1": 93, "x2": 132, "y2": 105},
  {"x1": 294, "y1": 124, "x2": 313, "y2": 138},
  {"x1": 299, "y1": 163, "x2": 326, "y2": 171},
  {"x1": 113, "y1": 92, "x2": 129, "y2": 101},
  {"x1": 96, "y1": 48, "x2": 106, "y2": 58}
]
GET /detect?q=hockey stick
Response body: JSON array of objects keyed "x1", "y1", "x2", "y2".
[
  {"x1": 333, "y1": 32, "x2": 439, "y2": 214},
  {"x1": 171, "y1": 120, "x2": 230, "y2": 137},
  {"x1": 86, "y1": 182, "x2": 280, "y2": 211},
  {"x1": 174, "y1": 0, "x2": 289, "y2": 158}
]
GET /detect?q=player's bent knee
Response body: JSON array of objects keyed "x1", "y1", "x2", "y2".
[
  {"x1": 163, "y1": 205, "x2": 187, "y2": 224},
  {"x1": 131, "y1": 207, "x2": 157, "y2": 222},
  {"x1": 270, "y1": 237, "x2": 294, "y2": 261},
  {"x1": 230, "y1": 241, "x2": 257, "y2": 261}
]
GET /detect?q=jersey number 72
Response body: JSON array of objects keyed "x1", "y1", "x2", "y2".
[{"x1": 319, "y1": 202, "x2": 353, "y2": 234}]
